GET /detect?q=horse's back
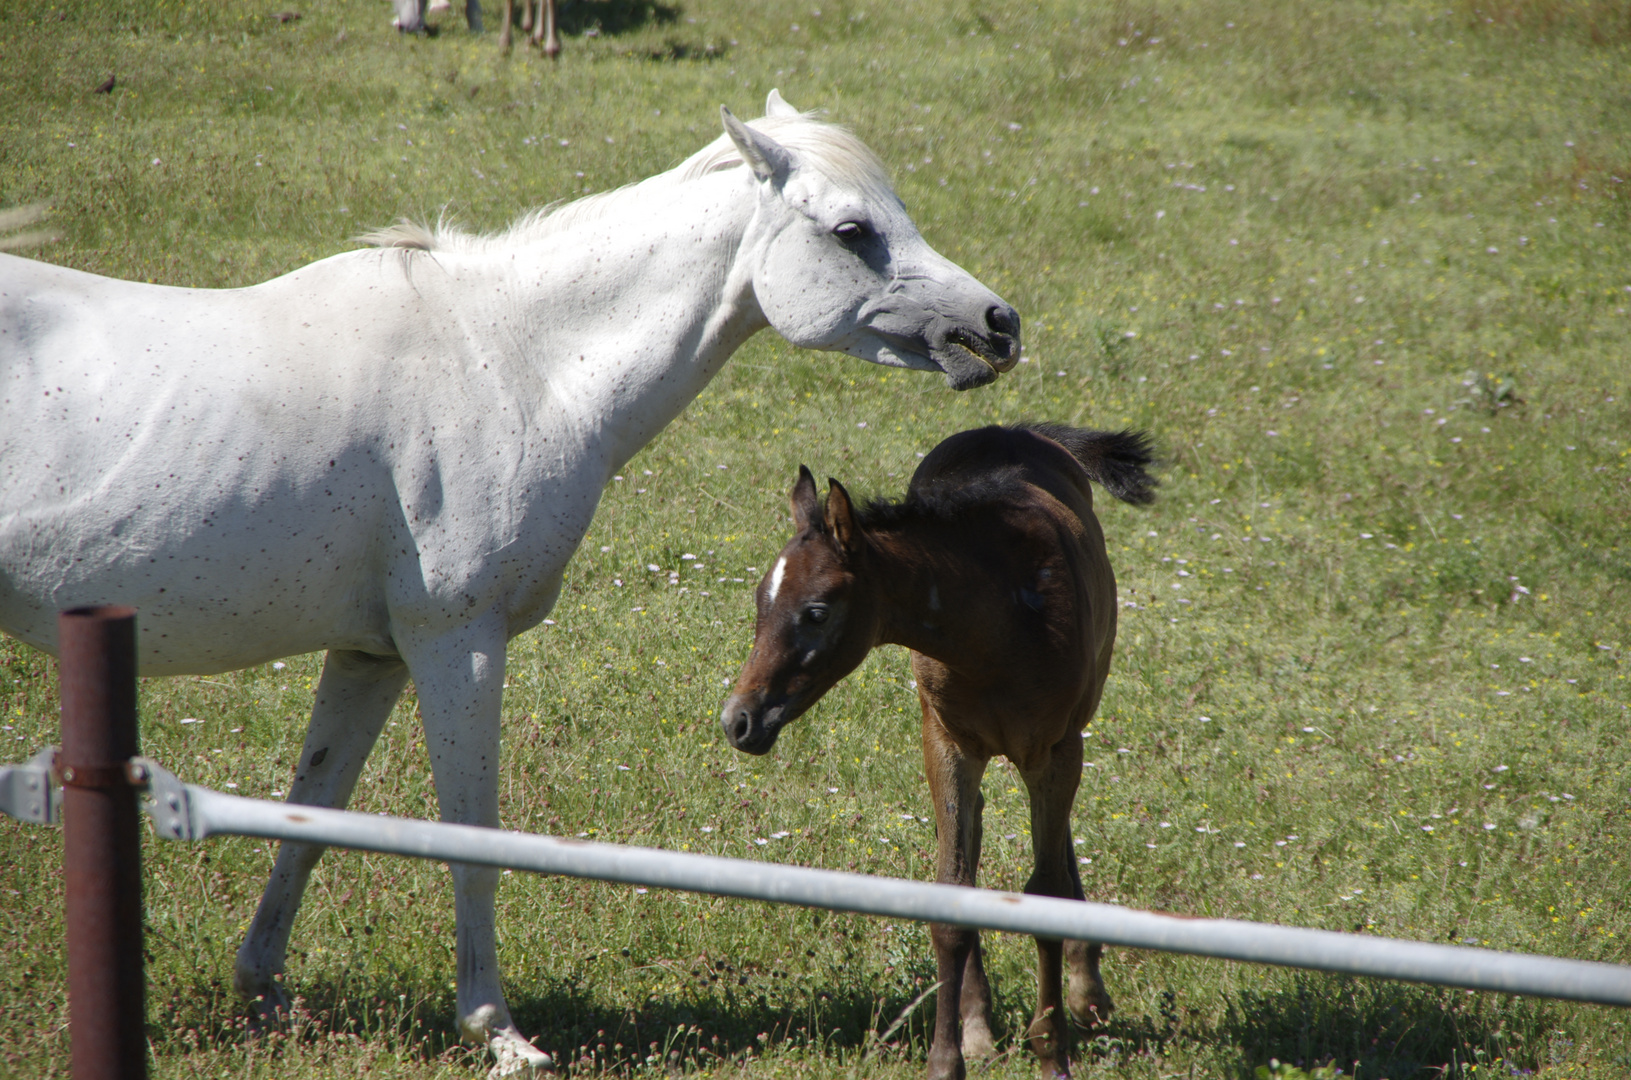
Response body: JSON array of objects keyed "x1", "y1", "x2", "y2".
[{"x1": 0, "y1": 253, "x2": 439, "y2": 670}]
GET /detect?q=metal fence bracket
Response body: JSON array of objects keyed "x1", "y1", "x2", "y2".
[
  {"x1": 0, "y1": 747, "x2": 61, "y2": 825},
  {"x1": 129, "y1": 757, "x2": 198, "y2": 841}
]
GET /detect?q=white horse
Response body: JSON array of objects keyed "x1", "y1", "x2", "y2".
[{"x1": 0, "y1": 92, "x2": 1019, "y2": 1075}]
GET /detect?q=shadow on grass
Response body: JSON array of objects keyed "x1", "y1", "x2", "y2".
[
  {"x1": 556, "y1": 0, "x2": 681, "y2": 38},
  {"x1": 160, "y1": 968, "x2": 942, "y2": 1073},
  {"x1": 152, "y1": 967, "x2": 1567, "y2": 1077},
  {"x1": 1214, "y1": 973, "x2": 1558, "y2": 1078}
]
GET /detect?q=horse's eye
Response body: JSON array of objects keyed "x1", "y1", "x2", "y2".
[
  {"x1": 833, "y1": 221, "x2": 870, "y2": 243},
  {"x1": 806, "y1": 605, "x2": 829, "y2": 624}
]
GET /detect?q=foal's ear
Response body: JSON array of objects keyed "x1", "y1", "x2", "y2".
[
  {"x1": 825, "y1": 478, "x2": 862, "y2": 559},
  {"x1": 791, "y1": 466, "x2": 822, "y2": 533},
  {"x1": 721, "y1": 106, "x2": 795, "y2": 185}
]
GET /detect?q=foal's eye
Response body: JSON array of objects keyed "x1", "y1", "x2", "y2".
[
  {"x1": 833, "y1": 221, "x2": 870, "y2": 243},
  {"x1": 805, "y1": 605, "x2": 830, "y2": 624}
]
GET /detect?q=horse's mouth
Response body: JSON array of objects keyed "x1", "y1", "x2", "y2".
[
  {"x1": 930, "y1": 333, "x2": 1014, "y2": 391},
  {"x1": 947, "y1": 330, "x2": 1018, "y2": 373}
]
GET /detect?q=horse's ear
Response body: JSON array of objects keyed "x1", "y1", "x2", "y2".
[
  {"x1": 721, "y1": 106, "x2": 794, "y2": 185},
  {"x1": 764, "y1": 88, "x2": 800, "y2": 118},
  {"x1": 791, "y1": 466, "x2": 821, "y2": 533},
  {"x1": 825, "y1": 478, "x2": 862, "y2": 559}
]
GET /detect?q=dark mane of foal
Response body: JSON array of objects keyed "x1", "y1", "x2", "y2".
[{"x1": 855, "y1": 423, "x2": 1160, "y2": 532}]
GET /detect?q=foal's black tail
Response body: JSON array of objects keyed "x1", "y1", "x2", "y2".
[{"x1": 1021, "y1": 422, "x2": 1160, "y2": 506}]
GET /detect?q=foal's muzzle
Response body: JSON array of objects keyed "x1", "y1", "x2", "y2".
[{"x1": 720, "y1": 694, "x2": 788, "y2": 756}]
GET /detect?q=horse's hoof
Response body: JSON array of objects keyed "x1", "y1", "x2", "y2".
[{"x1": 487, "y1": 1033, "x2": 555, "y2": 1077}]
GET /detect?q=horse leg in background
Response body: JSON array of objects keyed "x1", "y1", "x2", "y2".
[
  {"x1": 234, "y1": 650, "x2": 410, "y2": 1018},
  {"x1": 922, "y1": 707, "x2": 990, "y2": 1080},
  {"x1": 1020, "y1": 733, "x2": 1089, "y2": 1078},
  {"x1": 499, "y1": 0, "x2": 513, "y2": 51},
  {"x1": 463, "y1": 0, "x2": 482, "y2": 35},
  {"x1": 391, "y1": 0, "x2": 419, "y2": 30},
  {"x1": 531, "y1": 0, "x2": 559, "y2": 58},
  {"x1": 519, "y1": 0, "x2": 532, "y2": 33},
  {"x1": 397, "y1": 611, "x2": 551, "y2": 1077}
]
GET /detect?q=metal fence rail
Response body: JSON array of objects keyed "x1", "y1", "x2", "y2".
[{"x1": 9, "y1": 747, "x2": 1631, "y2": 1008}]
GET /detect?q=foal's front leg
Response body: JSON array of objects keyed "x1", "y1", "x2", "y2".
[
  {"x1": 399, "y1": 612, "x2": 551, "y2": 1077},
  {"x1": 922, "y1": 711, "x2": 989, "y2": 1080}
]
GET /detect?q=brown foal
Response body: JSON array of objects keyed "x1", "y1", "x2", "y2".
[{"x1": 720, "y1": 423, "x2": 1157, "y2": 1079}]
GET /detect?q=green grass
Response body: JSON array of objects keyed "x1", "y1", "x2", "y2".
[{"x1": 3, "y1": 0, "x2": 1630, "y2": 1076}]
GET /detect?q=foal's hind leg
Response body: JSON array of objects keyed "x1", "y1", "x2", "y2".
[
  {"x1": 234, "y1": 649, "x2": 409, "y2": 1017},
  {"x1": 1021, "y1": 734, "x2": 1091, "y2": 1077},
  {"x1": 1064, "y1": 856, "x2": 1113, "y2": 1029}
]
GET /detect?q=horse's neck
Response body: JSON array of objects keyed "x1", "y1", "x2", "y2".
[{"x1": 504, "y1": 171, "x2": 764, "y2": 472}]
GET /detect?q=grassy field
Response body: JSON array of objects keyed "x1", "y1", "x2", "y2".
[{"x1": 2, "y1": 0, "x2": 1630, "y2": 1076}]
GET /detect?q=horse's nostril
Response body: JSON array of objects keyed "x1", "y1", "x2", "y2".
[
  {"x1": 986, "y1": 304, "x2": 1020, "y2": 340},
  {"x1": 728, "y1": 709, "x2": 753, "y2": 744}
]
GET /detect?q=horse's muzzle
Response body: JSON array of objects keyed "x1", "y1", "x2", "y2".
[{"x1": 932, "y1": 304, "x2": 1021, "y2": 391}]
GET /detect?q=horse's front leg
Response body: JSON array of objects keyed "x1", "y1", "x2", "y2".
[
  {"x1": 1021, "y1": 733, "x2": 1094, "y2": 1078},
  {"x1": 235, "y1": 649, "x2": 409, "y2": 1018},
  {"x1": 399, "y1": 612, "x2": 551, "y2": 1077},
  {"x1": 922, "y1": 705, "x2": 989, "y2": 1080}
]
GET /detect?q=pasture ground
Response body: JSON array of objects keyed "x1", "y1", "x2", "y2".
[{"x1": 2, "y1": 0, "x2": 1629, "y2": 1075}]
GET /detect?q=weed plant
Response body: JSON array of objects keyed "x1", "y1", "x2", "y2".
[{"x1": 1, "y1": 0, "x2": 1628, "y2": 1076}]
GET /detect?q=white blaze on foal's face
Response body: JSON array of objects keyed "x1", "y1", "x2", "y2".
[{"x1": 767, "y1": 555, "x2": 788, "y2": 604}]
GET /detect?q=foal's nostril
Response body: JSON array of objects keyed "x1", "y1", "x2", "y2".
[{"x1": 985, "y1": 304, "x2": 1020, "y2": 341}]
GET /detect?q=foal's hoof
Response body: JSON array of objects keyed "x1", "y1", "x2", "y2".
[
  {"x1": 1066, "y1": 979, "x2": 1114, "y2": 1030},
  {"x1": 961, "y1": 1018, "x2": 998, "y2": 1062},
  {"x1": 487, "y1": 1034, "x2": 555, "y2": 1077},
  {"x1": 926, "y1": 1042, "x2": 967, "y2": 1080}
]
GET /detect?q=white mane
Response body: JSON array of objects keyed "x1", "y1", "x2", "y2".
[{"x1": 362, "y1": 112, "x2": 898, "y2": 256}]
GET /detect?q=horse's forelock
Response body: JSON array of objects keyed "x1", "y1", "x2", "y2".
[{"x1": 680, "y1": 114, "x2": 899, "y2": 206}]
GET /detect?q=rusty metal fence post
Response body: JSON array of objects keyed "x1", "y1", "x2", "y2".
[{"x1": 58, "y1": 605, "x2": 147, "y2": 1080}]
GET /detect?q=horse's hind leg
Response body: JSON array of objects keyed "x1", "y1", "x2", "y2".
[
  {"x1": 1021, "y1": 733, "x2": 1092, "y2": 1077},
  {"x1": 234, "y1": 649, "x2": 408, "y2": 1017}
]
